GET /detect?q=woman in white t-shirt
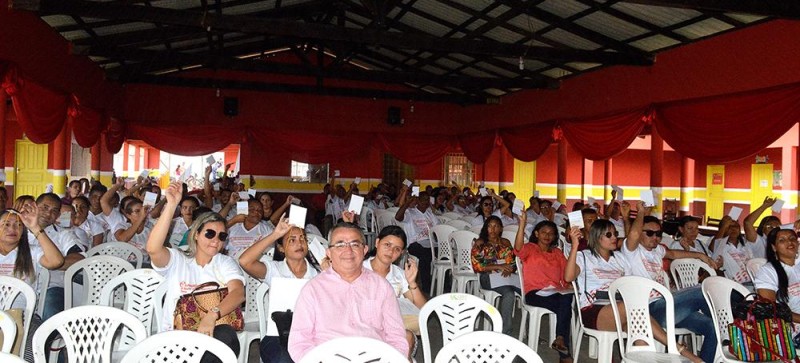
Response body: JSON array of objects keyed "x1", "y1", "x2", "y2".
[
  {"x1": 754, "y1": 228, "x2": 800, "y2": 323},
  {"x1": 168, "y1": 196, "x2": 199, "y2": 248},
  {"x1": 744, "y1": 197, "x2": 781, "y2": 260},
  {"x1": 564, "y1": 219, "x2": 702, "y2": 363},
  {"x1": 112, "y1": 197, "x2": 152, "y2": 258},
  {"x1": 147, "y1": 182, "x2": 245, "y2": 360},
  {"x1": 669, "y1": 216, "x2": 710, "y2": 255},
  {"x1": 710, "y1": 216, "x2": 753, "y2": 283},
  {"x1": 363, "y1": 225, "x2": 427, "y2": 360}
]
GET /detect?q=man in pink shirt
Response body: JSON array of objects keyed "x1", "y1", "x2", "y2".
[{"x1": 288, "y1": 222, "x2": 408, "y2": 361}]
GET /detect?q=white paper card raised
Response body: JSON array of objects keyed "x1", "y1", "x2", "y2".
[
  {"x1": 288, "y1": 205, "x2": 307, "y2": 227},
  {"x1": 238, "y1": 191, "x2": 249, "y2": 200},
  {"x1": 45, "y1": 184, "x2": 54, "y2": 193},
  {"x1": 411, "y1": 186, "x2": 420, "y2": 197},
  {"x1": 640, "y1": 190, "x2": 655, "y2": 207},
  {"x1": 236, "y1": 201, "x2": 248, "y2": 216},
  {"x1": 206, "y1": 155, "x2": 215, "y2": 165},
  {"x1": 291, "y1": 197, "x2": 301, "y2": 205},
  {"x1": 612, "y1": 185, "x2": 624, "y2": 201},
  {"x1": 479, "y1": 188, "x2": 488, "y2": 197},
  {"x1": 403, "y1": 179, "x2": 412, "y2": 187},
  {"x1": 212, "y1": 183, "x2": 220, "y2": 191},
  {"x1": 307, "y1": 236, "x2": 327, "y2": 263},
  {"x1": 59, "y1": 211, "x2": 72, "y2": 228},
  {"x1": 782, "y1": 223, "x2": 794, "y2": 230},
  {"x1": 533, "y1": 190, "x2": 539, "y2": 198},
  {"x1": 512, "y1": 199, "x2": 524, "y2": 215},
  {"x1": 728, "y1": 206, "x2": 743, "y2": 220},
  {"x1": 773, "y1": 199, "x2": 785, "y2": 213},
  {"x1": 587, "y1": 197, "x2": 596, "y2": 206},
  {"x1": 334, "y1": 170, "x2": 340, "y2": 177},
  {"x1": 143, "y1": 192, "x2": 158, "y2": 208},
  {"x1": 568, "y1": 211, "x2": 584, "y2": 229},
  {"x1": 552, "y1": 201, "x2": 562, "y2": 210},
  {"x1": 266, "y1": 278, "x2": 308, "y2": 336},
  {"x1": 429, "y1": 196, "x2": 435, "y2": 205},
  {"x1": 348, "y1": 195, "x2": 364, "y2": 213},
  {"x1": 354, "y1": 177, "x2": 361, "y2": 185},
  {"x1": 247, "y1": 188, "x2": 256, "y2": 198}
]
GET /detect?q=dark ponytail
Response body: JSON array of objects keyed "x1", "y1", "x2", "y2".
[{"x1": 765, "y1": 228, "x2": 795, "y2": 302}]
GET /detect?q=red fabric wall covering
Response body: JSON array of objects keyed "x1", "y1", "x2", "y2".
[{"x1": 559, "y1": 108, "x2": 650, "y2": 161}]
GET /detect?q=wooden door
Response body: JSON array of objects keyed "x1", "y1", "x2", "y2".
[
  {"x1": 14, "y1": 139, "x2": 48, "y2": 198},
  {"x1": 750, "y1": 164, "x2": 774, "y2": 225},
  {"x1": 705, "y1": 165, "x2": 725, "y2": 222}
]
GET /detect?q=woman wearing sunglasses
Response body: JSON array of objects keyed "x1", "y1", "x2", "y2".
[
  {"x1": 147, "y1": 182, "x2": 245, "y2": 361},
  {"x1": 565, "y1": 219, "x2": 704, "y2": 363},
  {"x1": 471, "y1": 191, "x2": 514, "y2": 228}
]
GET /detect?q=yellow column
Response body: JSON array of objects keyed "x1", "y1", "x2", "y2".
[{"x1": 510, "y1": 159, "x2": 536, "y2": 205}]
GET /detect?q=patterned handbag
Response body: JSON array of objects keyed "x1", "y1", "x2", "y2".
[
  {"x1": 173, "y1": 281, "x2": 244, "y2": 331},
  {"x1": 727, "y1": 294, "x2": 797, "y2": 362}
]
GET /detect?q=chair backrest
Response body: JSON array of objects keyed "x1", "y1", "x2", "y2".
[
  {"x1": 34, "y1": 268, "x2": 49, "y2": 317},
  {"x1": 360, "y1": 206, "x2": 378, "y2": 233},
  {"x1": 745, "y1": 257, "x2": 767, "y2": 282},
  {"x1": 431, "y1": 225, "x2": 458, "y2": 262},
  {"x1": 608, "y1": 275, "x2": 679, "y2": 355},
  {"x1": 120, "y1": 330, "x2": 236, "y2": 363},
  {"x1": 669, "y1": 258, "x2": 716, "y2": 290},
  {"x1": 515, "y1": 257, "x2": 526, "y2": 295},
  {"x1": 445, "y1": 219, "x2": 470, "y2": 230},
  {"x1": 469, "y1": 225, "x2": 483, "y2": 234},
  {"x1": 434, "y1": 331, "x2": 543, "y2": 363},
  {"x1": 418, "y1": 293, "x2": 503, "y2": 363},
  {"x1": 0, "y1": 310, "x2": 17, "y2": 353},
  {"x1": 0, "y1": 352, "x2": 25, "y2": 363},
  {"x1": 459, "y1": 215, "x2": 476, "y2": 223},
  {"x1": 65, "y1": 255, "x2": 134, "y2": 309},
  {"x1": 243, "y1": 274, "x2": 262, "y2": 323},
  {"x1": 450, "y1": 231, "x2": 478, "y2": 273},
  {"x1": 378, "y1": 213, "x2": 398, "y2": 230},
  {"x1": 98, "y1": 269, "x2": 164, "y2": 339},
  {"x1": 702, "y1": 276, "x2": 750, "y2": 358},
  {"x1": 386, "y1": 207, "x2": 400, "y2": 213},
  {"x1": 152, "y1": 282, "x2": 168, "y2": 332},
  {"x1": 86, "y1": 242, "x2": 144, "y2": 269},
  {"x1": 442, "y1": 212, "x2": 463, "y2": 220},
  {"x1": 299, "y1": 336, "x2": 409, "y2": 363},
  {"x1": 256, "y1": 281, "x2": 270, "y2": 337},
  {"x1": 501, "y1": 230, "x2": 517, "y2": 243},
  {"x1": 32, "y1": 305, "x2": 148, "y2": 363},
  {"x1": 438, "y1": 216, "x2": 453, "y2": 224},
  {"x1": 503, "y1": 224, "x2": 519, "y2": 234},
  {"x1": 0, "y1": 276, "x2": 36, "y2": 355}
]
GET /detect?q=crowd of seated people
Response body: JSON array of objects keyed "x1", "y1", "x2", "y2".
[{"x1": 4, "y1": 171, "x2": 800, "y2": 363}]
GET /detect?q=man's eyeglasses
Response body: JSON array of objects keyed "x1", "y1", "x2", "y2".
[
  {"x1": 643, "y1": 230, "x2": 663, "y2": 238},
  {"x1": 330, "y1": 241, "x2": 364, "y2": 250},
  {"x1": 203, "y1": 229, "x2": 229, "y2": 242}
]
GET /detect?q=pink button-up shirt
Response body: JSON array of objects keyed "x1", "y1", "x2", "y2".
[{"x1": 288, "y1": 267, "x2": 408, "y2": 361}]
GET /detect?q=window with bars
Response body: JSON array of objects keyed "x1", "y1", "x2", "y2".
[
  {"x1": 290, "y1": 160, "x2": 328, "y2": 183},
  {"x1": 443, "y1": 153, "x2": 474, "y2": 187}
]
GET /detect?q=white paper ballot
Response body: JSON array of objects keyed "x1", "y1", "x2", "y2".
[
  {"x1": 0, "y1": 170, "x2": 6, "y2": 182},
  {"x1": 308, "y1": 236, "x2": 327, "y2": 263},
  {"x1": 334, "y1": 170, "x2": 340, "y2": 177},
  {"x1": 291, "y1": 197, "x2": 301, "y2": 205},
  {"x1": 552, "y1": 201, "x2": 562, "y2": 210},
  {"x1": 568, "y1": 211, "x2": 584, "y2": 229},
  {"x1": 266, "y1": 278, "x2": 308, "y2": 336},
  {"x1": 640, "y1": 190, "x2": 655, "y2": 207},
  {"x1": 238, "y1": 191, "x2": 249, "y2": 200},
  {"x1": 247, "y1": 188, "x2": 256, "y2": 198},
  {"x1": 236, "y1": 201, "x2": 248, "y2": 216},
  {"x1": 58, "y1": 211, "x2": 71, "y2": 228},
  {"x1": 143, "y1": 192, "x2": 158, "y2": 208},
  {"x1": 354, "y1": 177, "x2": 361, "y2": 185},
  {"x1": 288, "y1": 205, "x2": 307, "y2": 227},
  {"x1": 179, "y1": 164, "x2": 193, "y2": 183},
  {"x1": 728, "y1": 206, "x2": 743, "y2": 220},
  {"x1": 773, "y1": 199, "x2": 785, "y2": 213},
  {"x1": 45, "y1": 184, "x2": 54, "y2": 193},
  {"x1": 533, "y1": 190, "x2": 539, "y2": 198},
  {"x1": 206, "y1": 155, "x2": 215, "y2": 165},
  {"x1": 403, "y1": 179, "x2": 412, "y2": 187},
  {"x1": 139, "y1": 169, "x2": 149, "y2": 178},
  {"x1": 782, "y1": 223, "x2": 795, "y2": 230},
  {"x1": 411, "y1": 186, "x2": 420, "y2": 197},
  {"x1": 348, "y1": 195, "x2": 364, "y2": 213},
  {"x1": 212, "y1": 183, "x2": 220, "y2": 191},
  {"x1": 587, "y1": 197, "x2": 596, "y2": 206},
  {"x1": 429, "y1": 196, "x2": 435, "y2": 205},
  {"x1": 489, "y1": 272, "x2": 521, "y2": 289},
  {"x1": 479, "y1": 188, "x2": 488, "y2": 197},
  {"x1": 512, "y1": 199, "x2": 524, "y2": 215},
  {"x1": 612, "y1": 185, "x2": 624, "y2": 201}
]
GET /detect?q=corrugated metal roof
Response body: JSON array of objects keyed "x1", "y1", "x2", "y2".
[
  {"x1": 92, "y1": 22, "x2": 156, "y2": 37},
  {"x1": 499, "y1": 57, "x2": 550, "y2": 72},
  {"x1": 41, "y1": 15, "x2": 76, "y2": 28},
  {"x1": 398, "y1": 12, "x2": 453, "y2": 37},
  {"x1": 540, "y1": 67, "x2": 572, "y2": 79},
  {"x1": 506, "y1": 15, "x2": 550, "y2": 33},
  {"x1": 542, "y1": 28, "x2": 601, "y2": 50},
  {"x1": 414, "y1": 2, "x2": 472, "y2": 27},
  {"x1": 464, "y1": 19, "x2": 489, "y2": 32},
  {"x1": 484, "y1": 88, "x2": 507, "y2": 96},
  {"x1": 460, "y1": 67, "x2": 493, "y2": 78},
  {"x1": 486, "y1": 5, "x2": 513, "y2": 19},
  {"x1": 536, "y1": 0, "x2": 591, "y2": 19},
  {"x1": 61, "y1": 30, "x2": 90, "y2": 41},
  {"x1": 673, "y1": 18, "x2": 734, "y2": 40},
  {"x1": 725, "y1": 13, "x2": 767, "y2": 24},
  {"x1": 435, "y1": 57, "x2": 465, "y2": 70},
  {"x1": 224, "y1": 2, "x2": 278, "y2": 16},
  {"x1": 473, "y1": 62, "x2": 520, "y2": 78},
  {"x1": 611, "y1": 3, "x2": 702, "y2": 27},
  {"x1": 574, "y1": 11, "x2": 648, "y2": 41},
  {"x1": 420, "y1": 65, "x2": 449, "y2": 76},
  {"x1": 565, "y1": 62, "x2": 602, "y2": 71},
  {"x1": 483, "y1": 27, "x2": 527, "y2": 44},
  {"x1": 628, "y1": 34, "x2": 681, "y2": 52}
]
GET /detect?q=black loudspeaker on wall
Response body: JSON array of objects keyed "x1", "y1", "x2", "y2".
[
  {"x1": 223, "y1": 97, "x2": 239, "y2": 116},
  {"x1": 387, "y1": 106, "x2": 403, "y2": 126}
]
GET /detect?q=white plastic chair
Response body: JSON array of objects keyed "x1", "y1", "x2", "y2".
[
  {"x1": 450, "y1": 230, "x2": 479, "y2": 294},
  {"x1": 99, "y1": 269, "x2": 164, "y2": 336},
  {"x1": 87, "y1": 242, "x2": 144, "y2": 269},
  {"x1": 571, "y1": 281, "x2": 623, "y2": 363},
  {"x1": 151, "y1": 283, "x2": 168, "y2": 332},
  {"x1": 459, "y1": 215, "x2": 476, "y2": 223},
  {"x1": 745, "y1": 257, "x2": 766, "y2": 283},
  {"x1": 120, "y1": 330, "x2": 236, "y2": 363},
  {"x1": 0, "y1": 276, "x2": 36, "y2": 355},
  {"x1": 378, "y1": 213, "x2": 398, "y2": 231},
  {"x1": 438, "y1": 216, "x2": 453, "y2": 224},
  {"x1": 503, "y1": 224, "x2": 519, "y2": 234},
  {"x1": 430, "y1": 224, "x2": 458, "y2": 296},
  {"x1": 501, "y1": 230, "x2": 517, "y2": 242},
  {"x1": 445, "y1": 219, "x2": 470, "y2": 230},
  {"x1": 441, "y1": 212, "x2": 463, "y2": 220},
  {"x1": 469, "y1": 225, "x2": 483, "y2": 234},
  {"x1": 0, "y1": 310, "x2": 17, "y2": 353},
  {"x1": 64, "y1": 255, "x2": 134, "y2": 309},
  {"x1": 670, "y1": 258, "x2": 716, "y2": 290},
  {"x1": 608, "y1": 276, "x2": 692, "y2": 363},
  {"x1": 34, "y1": 268, "x2": 49, "y2": 317},
  {"x1": 419, "y1": 293, "x2": 503, "y2": 363},
  {"x1": 255, "y1": 282, "x2": 270, "y2": 338},
  {"x1": 434, "y1": 330, "x2": 544, "y2": 363},
  {"x1": 701, "y1": 276, "x2": 759, "y2": 363},
  {"x1": 299, "y1": 336, "x2": 409, "y2": 363},
  {"x1": 32, "y1": 305, "x2": 148, "y2": 363},
  {"x1": 237, "y1": 274, "x2": 262, "y2": 363},
  {"x1": 0, "y1": 352, "x2": 25, "y2": 362},
  {"x1": 515, "y1": 257, "x2": 556, "y2": 352}
]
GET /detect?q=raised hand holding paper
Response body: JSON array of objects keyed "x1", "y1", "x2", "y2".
[
  {"x1": 354, "y1": 177, "x2": 361, "y2": 185},
  {"x1": 236, "y1": 201, "x2": 248, "y2": 216},
  {"x1": 307, "y1": 236, "x2": 326, "y2": 264},
  {"x1": 247, "y1": 188, "x2": 256, "y2": 198},
  {"x1": 568, "y1": 211, "x2": 584, "y2": 229},
  {"x1": 45, "y1": 184, "x2": 54, "y2": 193},
  {"x1": 728, "y1": 206, "x2": 743, "y2": 220},
  {"x1": 403, "y1": 179, "x2": 412, "y2": 187},
  {"x1": 334, "y1": 170, "x2": 340, "y2": 177},
  {"x1": 552, "y1": 201, "x2": 562, "y2": 211},
  {"x1": 772, "y1": 199, "x2": 785, "y2": 213},
  {"x1": 479, "y1": 188, "x2": 488, "y2": 197},
  {"x1": 348, "y1": 195, "x2": 364, "y2": 213},
  {"x1": 206, "y1": 155, "x2": 215, "y2": 165},
  {"x1": 640, "y1": 190, "x2": 655, "y2": 207},
  {"x1": 288, "y1": 205, "x2": 307, "y2": 227},
  {"x1": 411, "y1": 186, "x2": 420, "y2": 197},
  {"x1": 238, "y1": 191, "x2": 249, "y2": 200},
  {"x1": 143, "y1": 191, "x2": 158, "y2": 208},
  {"x1": 612, "y1": 185, "x2": 624, "y2": 201},
  {"x1": 512, "y1": 199, "x2": 524, "y2": 215}
]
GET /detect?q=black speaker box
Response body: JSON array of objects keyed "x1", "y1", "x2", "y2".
[
  {"x1": 223, "y1": 97, "x2": 239, "y2": 116},
  {"x1": 387, "y1": 106, "x2": 402, "y2": 126}
]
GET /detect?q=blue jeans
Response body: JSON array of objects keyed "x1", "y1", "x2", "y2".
[
  {"x1": 480, "y1": 274, "x2": 520, "y2": 336},
  {"x1": 42, "y1": 287, "x2": 64, "y2": 321},
  {"x1": 649, "y1": 286, "x2": 716, "y2": 363},
  {"x1": 260, "y1": 336, "x2": 293, "y2": 363}
]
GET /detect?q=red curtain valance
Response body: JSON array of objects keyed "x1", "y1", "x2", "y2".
[
  {"x1": 457, "y1": 131, "x2": 497, "y2": 164},
  {"x1": 2, "y1": 66, "x2": 68, "y2": 144},
  {"x1": 498, "y1": 121, "x2": 556, "y2": 162},
  {"x1": 378, "y1": 134, "x2": 454, "y2": 166},
  {"x1": 559, "y1": 108, "x2": 650, "y2": 161},
  {"x1": 68, "y1": 96, "x2": 107, "y2": 148},
  {"x1": 248, "y1": 128, "x2": 372, "y2": 165}
]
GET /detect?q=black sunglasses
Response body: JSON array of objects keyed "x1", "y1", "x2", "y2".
[
  {"x1": 643, "y1": 230, "x2": 663, "y2": 238},
  {"x1": 203, "y1": 229, "x2": 229, "y2": 242},
  {"x1": 603, "y1": 232, "x2": 617, "y2": 238}
]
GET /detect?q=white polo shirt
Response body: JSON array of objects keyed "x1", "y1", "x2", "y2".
[
  {"x1": 712, "y1": 237, "x2": 752, "y2": 283},
  {"x1": 754, "y1": 261, "x2": 800, "y2": 314}
]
